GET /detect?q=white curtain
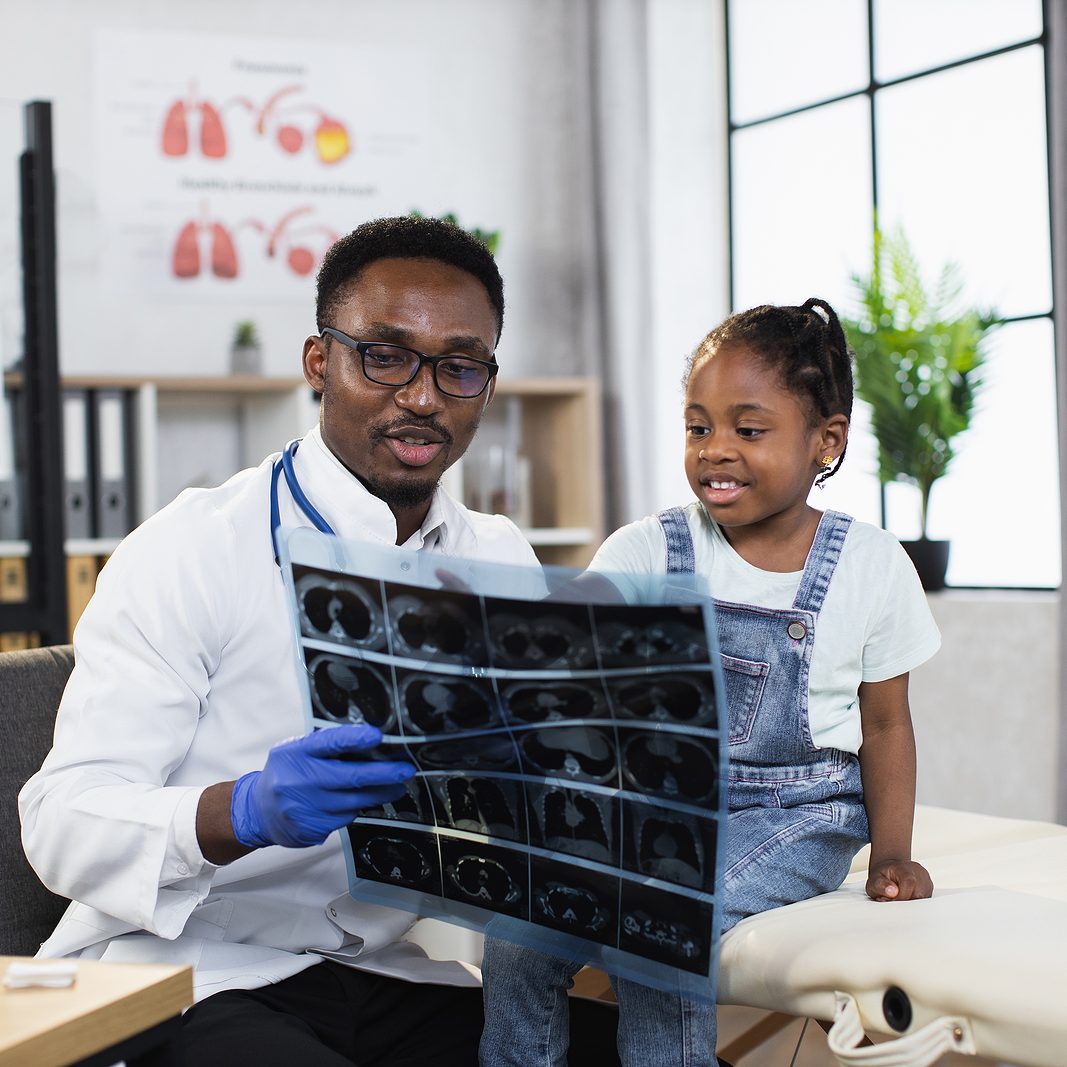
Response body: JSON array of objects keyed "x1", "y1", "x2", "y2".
[{"x1": 584, "y1": 0, "x2": 730, "y2": 528}]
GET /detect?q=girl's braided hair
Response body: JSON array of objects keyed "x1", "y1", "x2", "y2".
[{"x1": 683, "y1": 298, "x2": 855, "y2": 484}]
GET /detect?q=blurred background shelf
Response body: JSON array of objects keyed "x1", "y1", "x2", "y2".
[{"x1": 1, "y1": 373, "x2": 604, "y2": 640}]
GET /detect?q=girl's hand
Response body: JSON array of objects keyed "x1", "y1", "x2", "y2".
[{"x1": 866, "y1": 859, "x2": 934, "y2": 902}]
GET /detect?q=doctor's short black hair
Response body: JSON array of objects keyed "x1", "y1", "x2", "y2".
[{"x1": 315, "y1": 215, "x2": 505, "y2": 341}]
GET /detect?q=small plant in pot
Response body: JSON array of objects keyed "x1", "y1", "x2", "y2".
[
  {"x1": 408, "y1": 209, "x2": 501, "y2": 255},
  {"x1": 230, "y1": 320, "x2": 262, "y2": 376},
  {"x1": 840, "y1": 227, "x2": 1000, "y2": 591}
]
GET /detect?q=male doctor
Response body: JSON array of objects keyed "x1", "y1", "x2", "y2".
[{"x1": 20, "y1": 216, "x2": 618, "y2": 1065}]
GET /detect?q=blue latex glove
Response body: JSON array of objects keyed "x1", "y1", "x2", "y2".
[{"x1": 230, "y1": 724, "x2": 415, "y2": 849}]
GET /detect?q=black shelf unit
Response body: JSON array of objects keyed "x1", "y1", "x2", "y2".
[{"x1": 0, "y1": 100, "x2": 68, "y2": 643}]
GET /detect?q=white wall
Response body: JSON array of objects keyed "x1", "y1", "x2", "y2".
[
  {"x1": 0, "y1": 0, "x2": 600, "y2": 382},
  {"x1": 911, "y1": 591, "x2": 1061, "y2": 823}
]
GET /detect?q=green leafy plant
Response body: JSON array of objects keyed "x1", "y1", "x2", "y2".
[
  {"x1": 409, "y1": 210, "x2": 500, "y2": 255},
  {"x1": 840, "y1": 227, "x2": 999, "y2": 538},
  {"x1": 233, "y1": 320, "x2": 260, "y2": 348}
]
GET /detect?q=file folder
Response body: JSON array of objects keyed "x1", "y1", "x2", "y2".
[
  {"x1": 0, "y1": 389, "x2": 20, "y2": 541},
  {"x1": 66, "y1": 553, "x2": 98, "y2": 638},
  {"x1": 62, "y1": 389, "x2": 92, "y2": 539},
  {"x1": 91, "y1": 389, "x2": 134, "y2": 539},
  {"x1": 0, "y1": 554, "x2": 33, "y2": 650}
]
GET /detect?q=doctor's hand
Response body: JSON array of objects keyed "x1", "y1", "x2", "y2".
[
  {"x1": 229, "y1": 724, "x2": 416, "y2": 849},
  {"x1": 866, "y1": 858, "x2": 934, "y2": 902}
]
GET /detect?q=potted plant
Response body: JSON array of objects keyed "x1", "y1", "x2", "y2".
[
  {"x1": 840, "y1": 227, "x2": 1000, "y2": 591},
  {"x1": 408, "y1": 210, "x2": 501, "y2": 255},
  {"x1": 230, "y1": 320, "x2": 262, "y2": 375}
]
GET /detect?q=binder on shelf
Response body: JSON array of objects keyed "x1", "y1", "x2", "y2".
[
  {"x1": 0, "y1": 554, "x2": 33, "y2": 650},
  {"x1": 62, "y1": 389, "x2": 92, "y2": 539},
  {"x1": 0, "y1": 388, "x2": 20, "y2": 541},
  {"x1": 66, "y1": 553, "x2": 98, "y2": 638},
  {"x1": 91, "y1": 389, "x2": 134, "y2": 539}
]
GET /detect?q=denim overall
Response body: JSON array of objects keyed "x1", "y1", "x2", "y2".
[
  {"x1": 479, "y1": 508, "x2": 869, "y2": 1067},
  {"x1": 659, "y1": 505, "x2": 869, "y2": 933}
]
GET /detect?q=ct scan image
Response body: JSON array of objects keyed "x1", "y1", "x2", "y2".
[
  {"x1": 530, "y1": 853, "x2": 619, "y2": 948},
  {"x1": 621, "y1": 800, "x2": 716, "y2": 891},
  {"x1": 395, "y1": 668, "x2": 500, "y2": 735},
  {"x1": 607, "y1": 670, "x2": 718, "y2": 728},
  {"x1": 427, "y1": 773, "x2": 528, "y2": 842},
  {"x1": 516, "y1": 724, "x2": 620, "y2": 787},
  {"x1": 285, "y1": 537, "x2": 725, "y2": 999},
  {"x1": 440, "y1": 836, "x2": 530, "y2": 920},
  {"x1": 500, "y1": 676, "x2": 611, "y2": 725},
  {"x1": 305, "y1": 649, "x2": 396, "y2": 731},
  {"x1": 348, "y1": 823, "x2": 442, "y2": 896},
  {"x1": 294, "y1": 566, "x2": 388, "y2": 651},
  {"x1": 593, "y1": 603, "x2": 710, "y2": 668},
  {"x1": 526, "y1": 783, "x2": 620, "y2": 866},
  {"x1": 484, "y1": 597, "x2": 597, "y2": 671},
  {"x1": 385, "y1": 582, "x2": 489, "y2": 667}
]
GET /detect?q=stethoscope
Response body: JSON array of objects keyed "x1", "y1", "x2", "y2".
[{"x1": 270, "y1": 439, "x2": 336, "y2": 564}]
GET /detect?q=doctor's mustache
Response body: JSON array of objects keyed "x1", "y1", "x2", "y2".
[{"x1": 371, "y1": 417, "x2": 453, "y2": 446}]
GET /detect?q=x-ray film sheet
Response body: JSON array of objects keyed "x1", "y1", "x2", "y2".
[{"x1": 281, "y1": 527, "x2": 728, "y2": 1001}]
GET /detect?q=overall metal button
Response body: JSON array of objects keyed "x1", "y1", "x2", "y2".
[{"x1": 787, "y1": 621, "x2": 807, "y2": 640}]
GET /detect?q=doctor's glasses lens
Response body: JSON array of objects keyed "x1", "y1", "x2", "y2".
[
  {"x1": 307, "y1": 653, "x2": 394, "y2": 730},
  {"x1": 519, "y1": 726, "x2": 617, "y2": 784},
  {"x1": 296, "y1": 572, "x2": 385, "y2": 649},
  {"x1": 621, "y1": 731, "x2": 717, "y2": 802},
  {"x1": 398, "y1": 672, "x2": 497, "y2": 735}
]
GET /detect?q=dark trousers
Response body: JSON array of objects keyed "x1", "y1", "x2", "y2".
[{"x1": 180, "y1": 960, "x2": 621, "y2": 1066}]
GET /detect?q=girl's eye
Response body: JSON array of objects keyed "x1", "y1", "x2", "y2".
[
  {"x1": 737, "y1": 427, "x2": 764, "y2": 439},
  {"x1": 686, "y1": 425, "x2": 710, "y2": 438}
]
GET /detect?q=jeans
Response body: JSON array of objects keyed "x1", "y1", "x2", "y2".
[{"x1": 479, "y1": 936, "x2": 715, "y2": 1067}]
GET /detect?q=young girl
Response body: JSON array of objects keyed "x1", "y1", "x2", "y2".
[{"x1": 479, "y1": 298, "x2": 940, "y2": 1067}]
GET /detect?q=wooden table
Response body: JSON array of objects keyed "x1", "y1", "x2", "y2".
[{"x1": 0, "y1": 957, "x2": 193, "y2": 1067}]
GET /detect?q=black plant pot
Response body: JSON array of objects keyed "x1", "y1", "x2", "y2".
[{"x1": 901, "y1": 538, "x2": 950, "y2": 592}]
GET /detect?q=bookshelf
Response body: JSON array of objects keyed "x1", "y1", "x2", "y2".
[{"x1": 0, "y1": 373, "x2": 604, "y2": 641}]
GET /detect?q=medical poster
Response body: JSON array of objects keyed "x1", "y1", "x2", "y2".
[
  {"x1": 92, "y1": 28, "x2": 426, "y2": 298},
  {"x1": 281, "y1": 528, "x2": 728, "y2": 1001}
]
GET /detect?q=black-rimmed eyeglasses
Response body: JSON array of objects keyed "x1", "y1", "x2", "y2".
[{"x1": 321, "y1": 327, "x2": 498, "y2": 399}]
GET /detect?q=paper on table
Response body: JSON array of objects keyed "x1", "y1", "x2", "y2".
[{"x1": 3, "y1": 960, "x2": 79, "y2": 989}]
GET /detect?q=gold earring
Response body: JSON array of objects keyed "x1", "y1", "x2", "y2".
[{"x1": 820, "y1": 455, "x2": 833, "y2": 467}]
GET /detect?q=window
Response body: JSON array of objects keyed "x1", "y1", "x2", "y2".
[{"x1": 726, "y1": 0, "x2": 1056, "y2": 587}]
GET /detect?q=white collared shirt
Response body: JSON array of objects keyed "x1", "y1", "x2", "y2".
[{"x1": 19, "y1": 428, "x2": 540, "y2": 998}]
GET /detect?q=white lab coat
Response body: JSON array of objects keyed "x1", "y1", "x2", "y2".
[{"x1": 18, "y1": 427, "x2": 541, "y2": 1001}]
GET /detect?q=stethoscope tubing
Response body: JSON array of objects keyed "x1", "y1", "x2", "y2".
[{"x1": 271, "y1": 438, "x2": 336, "y2": 563}]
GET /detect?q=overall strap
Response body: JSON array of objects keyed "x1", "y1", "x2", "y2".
[
  {"x1": 657, "y1": 507, "x2": 696, "y2": 574},
  {"x1": 792, "y1": 510, "x2": 853, "y2": 614}
]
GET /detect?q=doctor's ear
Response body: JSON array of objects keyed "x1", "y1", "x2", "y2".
[{"x1": 302, "y1": 335, "x2": 328, "y2": 392}]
